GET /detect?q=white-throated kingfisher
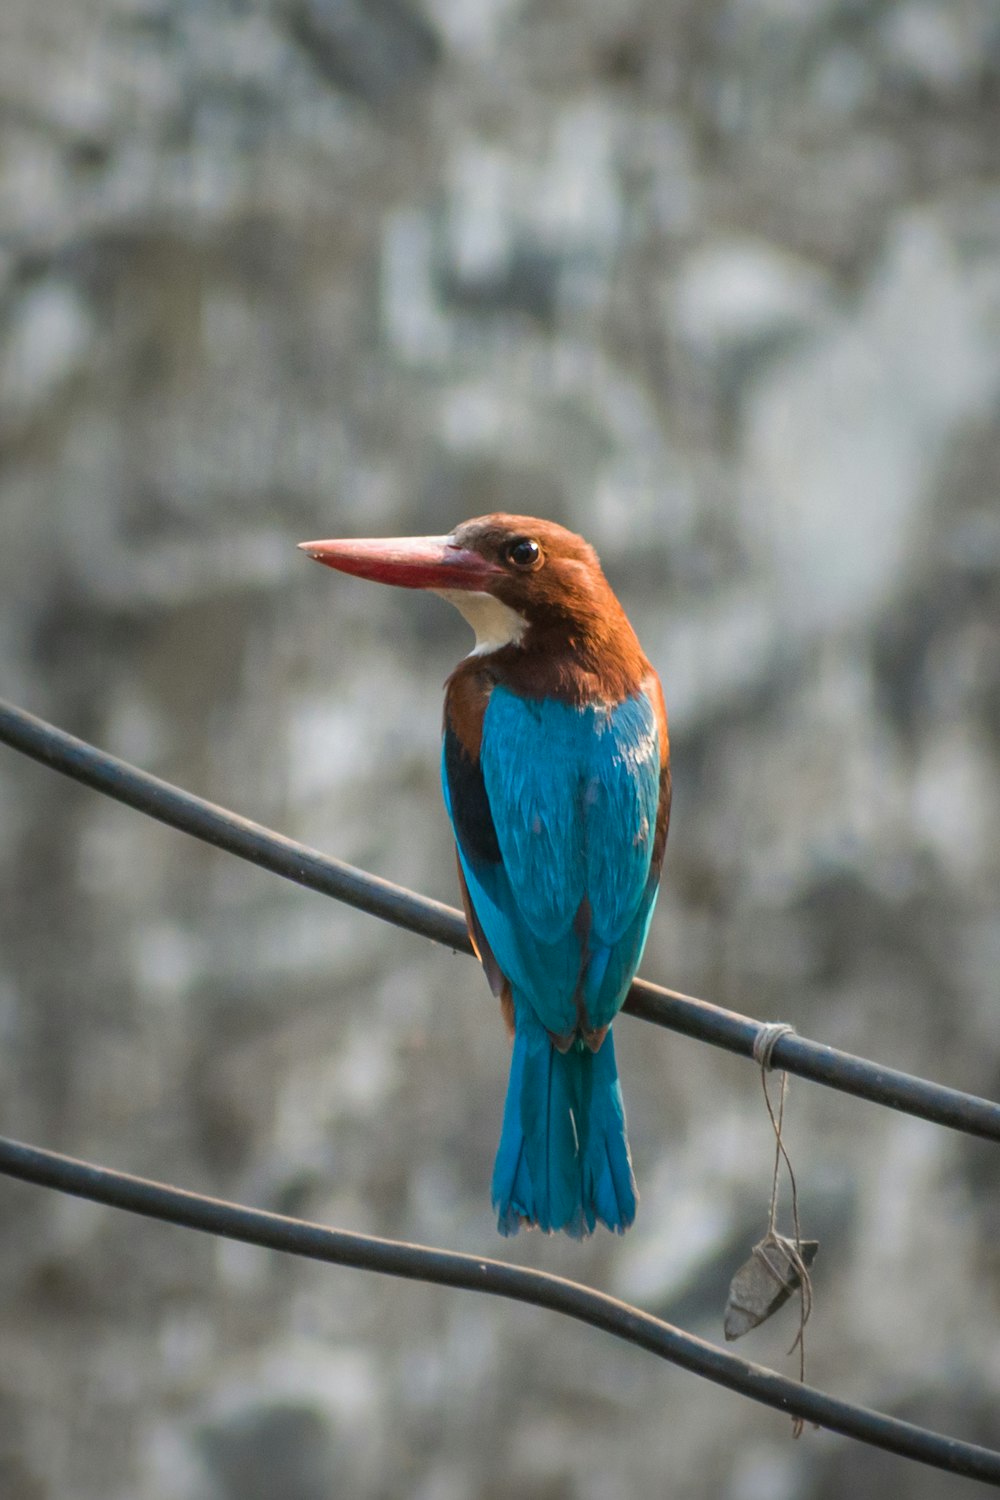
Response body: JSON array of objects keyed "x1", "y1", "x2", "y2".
[{"x1": 300, "y1": 515, "x2": 670, "y2": 1237}]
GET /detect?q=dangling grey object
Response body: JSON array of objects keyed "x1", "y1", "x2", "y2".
[{"x1": 724, "y1": 1232, "x2": 819, "y2": 1342}]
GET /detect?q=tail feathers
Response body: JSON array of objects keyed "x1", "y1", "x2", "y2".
[{"x1": 491, "y1": 1009, "x2": 637, "y2": 1237}]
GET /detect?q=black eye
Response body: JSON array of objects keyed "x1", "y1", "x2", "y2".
[{"x1": 506, "y1": 537, "x2": 542, "y2": 569}]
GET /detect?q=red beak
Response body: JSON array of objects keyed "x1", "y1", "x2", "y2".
[{"x1": 298, "y1": 534, "x2": 502, "y2": 592}]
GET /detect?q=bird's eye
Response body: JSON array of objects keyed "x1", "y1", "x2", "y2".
[{"x1": 506, "y1": 537, "x2": 542, "y2": 569}]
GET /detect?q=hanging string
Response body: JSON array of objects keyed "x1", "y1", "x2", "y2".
[{"x1": 755, "y1": 1032, "x2": 814, "y2": 1436}]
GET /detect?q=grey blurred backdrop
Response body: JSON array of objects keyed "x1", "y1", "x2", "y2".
[{"x1": 1, "y1": 1, "x2": 1000, "y2": 1497}]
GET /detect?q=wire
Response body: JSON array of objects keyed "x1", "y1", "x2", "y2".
[
  {"x1": 1, "y1": 1132, "x2": 998, "y2": 1484},
  {"x1": 2, "y1": 695, "x2": 999, "y2": 1482},
  {"x1": 2, "y1": 697, "x2": 998, "y2": 1141}
]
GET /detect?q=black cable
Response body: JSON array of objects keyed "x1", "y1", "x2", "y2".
[
  {"x1": 1, "y1": 1132, "x2": 998, "y2": 1484},
  {"x1": 2, "y1": 697, "x2": 999, "y2": 1141},
  {"x1": 2, "y1": 696, "x2": 1000, "y2": 1480}
]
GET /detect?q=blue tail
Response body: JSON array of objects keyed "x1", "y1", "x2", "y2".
[{"x1": 491, "y1": 1006, "x2": 637, "y2": 1237}]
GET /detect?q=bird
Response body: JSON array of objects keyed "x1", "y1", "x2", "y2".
[{"x1": 299, "y1": 514, "x2": 670, "y2": 1237}]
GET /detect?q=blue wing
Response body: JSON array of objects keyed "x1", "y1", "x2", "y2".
[{"x1": 443, "y1": 685, "x2": 661, "y2": 1038}]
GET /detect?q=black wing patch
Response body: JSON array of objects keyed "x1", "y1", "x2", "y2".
[{"x1": 443, "y1": 723, "x2": 502, "y2": 867}]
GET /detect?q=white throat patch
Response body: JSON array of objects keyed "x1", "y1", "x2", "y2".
[{"x1": 434, "y1": 589, "x2": 527, "y2": 656}]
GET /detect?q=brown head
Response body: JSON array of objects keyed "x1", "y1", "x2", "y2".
[{"x1": 299, "y1": 513, "x2": 650, "y2": 700}]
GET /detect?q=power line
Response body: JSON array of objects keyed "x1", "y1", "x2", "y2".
[
  {"x1": 1, "y1": 695, "x2": 999, "y2": 1483},
  {"x1": 2, "y1": 1132, "x2": 999, "y2": 1484},
  {"x1": 2, "y1": 698, "x2": 998, "y2": 1141}
]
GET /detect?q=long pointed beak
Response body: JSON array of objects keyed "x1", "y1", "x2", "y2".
[{"x1": 298, "y1": 534, "x2": 502, "y2": 592}]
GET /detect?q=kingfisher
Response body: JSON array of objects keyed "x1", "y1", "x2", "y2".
[{"x1": 300, "y1": 515, "x2": 670, "y2": 1237}]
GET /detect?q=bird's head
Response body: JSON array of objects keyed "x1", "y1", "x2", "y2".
[{"x1": 299, "y1": 514, "x2": 621, "y2": 657}]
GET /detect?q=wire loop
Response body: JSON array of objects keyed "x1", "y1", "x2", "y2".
[{"x1": 752, "y1": 1021, "x2": 797, "y2": 1071}]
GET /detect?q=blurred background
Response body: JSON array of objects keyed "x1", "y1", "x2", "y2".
[{"x1": 1, "y1": 0, "x2": 999, "y2": 1496}]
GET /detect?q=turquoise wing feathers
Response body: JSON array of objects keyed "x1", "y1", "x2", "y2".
[
  {"x1": 443, "y1": 684, "x2": 662, "y2": 1037},
  {"x1": 442, "y1": 682, "x2": 663, "y2": 1235}
]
